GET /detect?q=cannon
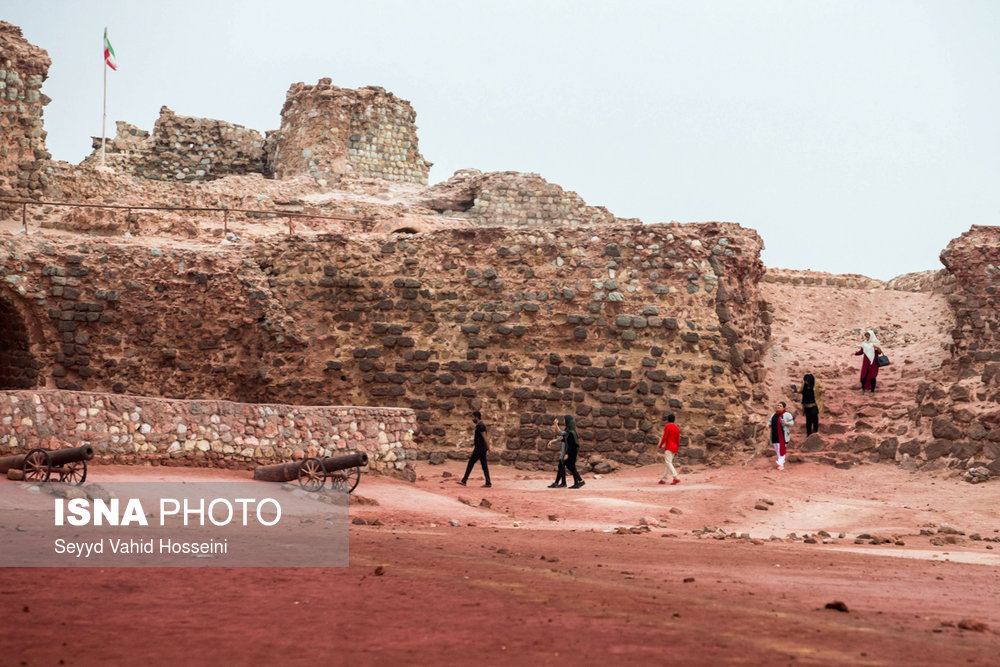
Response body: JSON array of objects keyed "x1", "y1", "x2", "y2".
[
  {"x1": 253, "y1": 452, "x2": 368, "y2": 493},
  {"x1": 0, "y1": 445, "x2": 94, "y2": 485}
]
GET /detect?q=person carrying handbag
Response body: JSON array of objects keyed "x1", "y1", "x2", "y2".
[{"x1": 854, "y1": 329, "x2": 884, "y2": 393}]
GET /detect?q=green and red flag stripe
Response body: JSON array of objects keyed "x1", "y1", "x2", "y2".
[{"x1": 104, "y1": 28, "x2": 117, "y2": 70}]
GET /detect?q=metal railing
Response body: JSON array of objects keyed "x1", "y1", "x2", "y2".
[{"x1": 0, "y1": 197, "x2": 372, "y2": 236}]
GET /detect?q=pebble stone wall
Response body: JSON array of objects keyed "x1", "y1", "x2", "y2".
[
  {"x1": 267, "y1": 80, "x2": 430, "y2": 184},
  {"x1": 0, "y1": 22, "x2": 53, "y2": 207},
  {"x1": 418, "y1": 169, "x2": 635, "y2": 228},
  {"x1": 0, "y1": 390, "x2": 416, "y2": 472},
  {"x1": 82, "y1": 107, "x2": 267, "y2": 182}
]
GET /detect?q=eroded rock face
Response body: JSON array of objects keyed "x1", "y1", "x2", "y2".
[
  {"x1": 266, "y1": 80, "x2": 431, "y2": 185},
  {"x1": 81, "y1": 107, "x2": 267, "y2": 182},
  {"x1": 0, "y1": 22, "x2": 53, "y2": 203},
  {"x1": 0, "y1": 222, "x2": 769, "y2": 466}
]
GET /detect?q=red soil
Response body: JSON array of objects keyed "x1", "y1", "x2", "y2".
[{"x1": 2, "y1": 460, "x2": 998, "y2": 665}]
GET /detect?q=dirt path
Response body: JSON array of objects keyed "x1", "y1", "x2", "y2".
[
  {"x1": 759, "y1": 282, "x2": 955, "y2": 466},
  {"x1": 2, "y1": 460, "x2": 998, "y2": 665}
]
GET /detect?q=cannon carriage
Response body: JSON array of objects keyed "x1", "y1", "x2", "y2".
[
  {"x1": 0, "y1": 445, "x2": 95, "y2": 485},
  {"x1": 253, "y1": 452, "x2": 368, "y2": 493}
]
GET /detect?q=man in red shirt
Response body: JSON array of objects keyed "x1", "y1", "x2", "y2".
[{"x1": 657, "y1": 413, "x2": 681, "y2": 485}]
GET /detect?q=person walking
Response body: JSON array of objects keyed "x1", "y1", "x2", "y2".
[
  {"x1": 854, "y1": 330, "x2": 883, "y2": 393},
  {"x1": 657, "y1": 413, "x2": 681, "y2": 485},
  {"x1": 794, "y1": 374, "x2": 822, "y2": 436},
  {"x1": 547, "y1": 417, "x2": 567, "y2": 488},
  {"x1": 459, "y1": 411, "x2": 491, "y2": 488},
  {"x1": 562, "y1": 414, "x2": 585, "y2": 489},
  {"x1": 769, "y1": 401, "x2": 794, "y2": 470}
]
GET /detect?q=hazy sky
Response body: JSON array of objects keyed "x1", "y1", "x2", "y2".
[{"x1": 5, "y1": 1, "x2": 999, "y2": 279}]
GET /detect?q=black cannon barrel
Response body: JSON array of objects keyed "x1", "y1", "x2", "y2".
[
  {"x1": 0, "y1": 444, "x2": 95, "y2": 474},
  {"x1": 253, "y1": 451, "x2": 369, "y2": 483}
]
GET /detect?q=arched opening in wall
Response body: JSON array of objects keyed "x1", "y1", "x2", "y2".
[
  {"x1": 390, "y1": 227, "x2": 420, "y2": 235},
  {"x1": 0, "y1": 294, "x2": 39, "y2": 389}
]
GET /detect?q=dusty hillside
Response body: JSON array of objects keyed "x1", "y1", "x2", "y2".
[{"x1": 760, "y1": 279, "x2": 956, "y2": 466}]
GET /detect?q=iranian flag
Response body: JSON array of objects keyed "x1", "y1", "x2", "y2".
[{"x1": 104, "y1": 28, "x2": 117, "y2": 70}]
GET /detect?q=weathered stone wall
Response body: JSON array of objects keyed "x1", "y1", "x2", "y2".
[
  {"x1": 417, "y1": 169, "x2": 638, "y2": 228},
  {"x1": 0, "y1": 22, "x2": 52, "y2": 204},
  {"x1": 266, "y1": 80, "x2": 430, "y2": 184},
  {"x1": 82, "y1": 107, "x2": 267, "y2": 182},
  {"x1": 0, "y1": 222, "x2": 770, "y2": 468},
  {"x1": 0, "y1": 389, "x2": 415, "y2": 472},
  {"x1": 912, "y1": 226, "x2": 1000, "y2": 473}
]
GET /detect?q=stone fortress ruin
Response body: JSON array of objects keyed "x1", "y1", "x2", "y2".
[{"x1": 1, "y1": 20, "x2": 998, "y2": 479}]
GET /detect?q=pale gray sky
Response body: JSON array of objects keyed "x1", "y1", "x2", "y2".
[{"x1": 6, "y1": 1, "x2": 999, "y2": 279}]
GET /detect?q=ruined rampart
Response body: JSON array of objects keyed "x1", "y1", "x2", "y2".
[
  {"x1": 267, "y1": 80, "x2": 430, "y2": 185},
  {"x1": 912, "y1": 226, "x2": 1000, "y2": 473},
  {"x1": 417, "y1": 169, "x2": 637, "y2": 228},
  {"x1": 82, "y1": 107, "x2": 267, "y2": 182},
  {"x1": 0, "y1": 22, "x2": 52, "y2": 204},
  {"x1": 0, "y1": 389, "x2": 414, "y2": 472},
  {"x1": 0, "y1": 222, "x2": 769, "y2": 468}
]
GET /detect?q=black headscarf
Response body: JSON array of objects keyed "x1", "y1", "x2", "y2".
[{"x1": 563, "y1": 414, "x2": 578, "y2": 450}]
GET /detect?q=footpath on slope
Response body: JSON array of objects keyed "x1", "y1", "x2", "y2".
[{"x1": 759, "y1": 280, "x2": 955, "y2": 469}]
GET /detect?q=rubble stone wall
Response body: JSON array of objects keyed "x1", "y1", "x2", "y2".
[
  {"x1": 0, "y1": 222, "x2": 770, "y2": 468},
  {"x1": 266, "y1": 80, "x2": 430, "y2": 184},
  {"x1": 0, "y1": 22, "x2": 52, "y2": 205},
  {"x1": 0, "y1": 389, "x2": 415, "y2": 472},
  {"x1": 417, "y1": 169, "x2": 637, "y2": 228},
  {"x1": 82, "y1": 107, "x2": 267, "y2": 182},
  {"x1": 912, "y1": 226, "x2": 1000, "y2": 474}
]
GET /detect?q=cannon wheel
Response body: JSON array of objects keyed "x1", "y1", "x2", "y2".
[
  {"x1": 298, "y1": 457, "x2": 326, "y2": 492},
  {"x1": 59, "y1": 459, "x2": 87, "y2": 485},
  {"x1": 329, "y1": 466, "x2": 361, "y2": 494},
  {"x1": 23, "y1": 448, "x2": 52, "y2": 483}
]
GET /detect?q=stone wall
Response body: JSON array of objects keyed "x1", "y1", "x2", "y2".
[
  {"x1": 911, "y1": 226, "x2": 1000, "y2": 474},
  {"x1": 0, "y1": 222, "x2": 770, "y2": 468},
  {"x1": 0, "y1": 389, "x2": 415, "y2": 473},
  {"x1": 266, "y1": 80, "x2": 430, "y2": 184},
  {"x1": 0, "y1": 22, "x2": 53, "y2": 204},
  {"x1": 417, "y1": 169, "x2": 638, "y2": 228},
  {"x1": 82, "y1": 107, "x2": 267, "y2": 182}
]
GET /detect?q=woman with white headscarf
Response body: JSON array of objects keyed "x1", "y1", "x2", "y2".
[{"x1": 854, "y1": 330, "x2": 883, "y2": 392}]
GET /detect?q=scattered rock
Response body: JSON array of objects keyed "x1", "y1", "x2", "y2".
[
  {"x1": 957, "y1": 618, "x2": 989, "y2": 632},
  {"x1": 547, "y1": 514, "x2": 558, "y2": 521},
  {"x1": 351, "y1": 516, "x2": 367, "y2": 525},
  {"x1": 683, "y1": 577, "x2": 695, "y2": 583},
  {"x1": 449, "y1": 519, "x2": 461, "y2": 527},
  {"x1": 479, "y1": 498, "x2": 492, "y2": 509},
  {"x1": 825, "y1": 601, "x2": 849, "y2": 613},
  {"x1": 754, "y1": 503, "x2": 770, "y2": 511},
  {"x1": 374, "y1": 565, "x2": 385, "y2": 576},
  {"x1": 458, "y1": 496, "x2": 475, "y2": 506}
]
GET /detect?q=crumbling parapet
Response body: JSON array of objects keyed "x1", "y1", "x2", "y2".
[
  {"x1": 82, "y1": 106, "x2": 267, "y2": 181},
  {"x1": 416, "y1": 169, "x2": 639, "y2": 228},
  {"x1": 266, "y1": 79, "x2": 430, "y2": 185},
  {"x1": 0, "y1": 21, "x2": 53, "y2": 204}
]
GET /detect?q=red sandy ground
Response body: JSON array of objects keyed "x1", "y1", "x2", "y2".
[{"x1": 2, "y1": 460, "x2": 998, "y2": 666}]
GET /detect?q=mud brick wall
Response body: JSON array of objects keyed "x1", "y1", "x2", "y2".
[
  {"x1": 0, "y1": 22, "x2": 53, "y2": 205},
  {"x1": 0, "y1": 222, "x2": 769, "y2": 467},
  {"x1": 0, "y1": 390, "x2": 415, "y2": 472},
  {"x1": 912, "y1": 226, "x2": 1000, "y2": 473},
  {"x1": 417, "y1": 169, "x2": 637, "y2": 228},
  {"x1": 267, "y1": 80, "x2": 430, "y2": 184},
  {"x1": 82, "y1": 107, "x2": 267, "y2": 182}
]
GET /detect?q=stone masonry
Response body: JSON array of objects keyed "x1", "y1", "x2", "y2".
[
  {"x1": 912, "y1": 226, "x2": 1000, "y2": 475},
  {"x1": 0, "y1": 222, "x2": 770, "y2": 469},
  {"x1": 266, "y1": 80, "x2": 431, "y2": 184},
  {"x1": 0, "y1": 22, "x2": 53, "y2": 206},
  {"x1": 0, "y1": 389, "x2": 415, "y2": 472},
  {"x1": 82, "y1": 107, "x2": 267, "y2": 182},
  {"x1": 417, "y1": 169, "x2": 638, "y2": 228}
]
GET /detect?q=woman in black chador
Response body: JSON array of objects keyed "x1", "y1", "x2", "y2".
[
  {"x1": 562, "y1": 414, "x2": 585, "y2": 489},
  {"x1": 796, "y1": 373, "x2": 822, "y2": 436}
]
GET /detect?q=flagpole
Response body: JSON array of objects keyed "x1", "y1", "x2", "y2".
[{"x1": 101, "y1": 28, "x2": 107, "y2": 167}]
